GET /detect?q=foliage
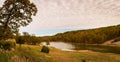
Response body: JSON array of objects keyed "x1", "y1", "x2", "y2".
[
  {"x1": 0, "y1": 27, "x2": 13, "y2": 40},
  {"x1": 0, "y1": 39, "x2": 16, "y2": 50},
  {"x1": 45, "y1": 25, "x2": 120, "y2": 44},
  {"x1": 16, "y1": 36, "x2": 25, "y2": 46},
  {"x1": 25, "y1": 35, "x2": 41, "y2": 45},
  {"x1": 41, "y1": 46, "x2": 49, "y2": 54},
  {"x1": 30, "y1": 36, "x2": 41, "y2": 45},
  {"x1": 0, "y1": 0, "x2": 37, "y2": 40},
  {"x1": 16, "y1": 32, "x2": 42, "y2": 45}
]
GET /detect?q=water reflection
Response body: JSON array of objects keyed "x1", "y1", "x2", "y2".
[
  {"x1": 41, "y1": 42, "x2": 75, "y2": 51},
  {"x1": 41, "y1": 42, "x2": 120, "y2": 54}
]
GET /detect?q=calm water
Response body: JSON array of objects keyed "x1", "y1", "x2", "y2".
[
  {"x1": 41, "y1": 42, "x2": 120, "y2": 54},
  {"x1": 41, "y1": 42, "x2": 75, "y2": 51}
]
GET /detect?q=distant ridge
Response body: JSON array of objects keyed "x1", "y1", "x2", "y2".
[{"x1": 44, "y1": 25, "x2": 120, "y2": 44}]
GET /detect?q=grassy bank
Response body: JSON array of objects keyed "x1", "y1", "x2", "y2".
[
  {"x1": 73, "y1": 44, "x2": 120, "y2": 54},
  {"x1": 0, "y1": 44, "x2": 120, "y2": 62}
]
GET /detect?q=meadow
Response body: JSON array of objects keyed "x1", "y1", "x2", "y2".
[{"x1": 0, "y1": 44, "x2": 120, "y2": 62}]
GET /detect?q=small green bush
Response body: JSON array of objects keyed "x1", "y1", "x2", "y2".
[
  {"x1": 41, "y1": 46, "x2": 49, "y2": 53},
  {"x1": 0, "y1": 39, "x2": 16, "y2": 50},
  {"x1": 82, "y1": 59, "x2": 86, "y2": 62}
]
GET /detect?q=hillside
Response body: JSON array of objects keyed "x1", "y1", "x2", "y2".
[
  {"x1": 103, "y1": 37, "x2": 120, "y2": 46},
  {"x1": 44, "y1": 25, "x2": 120, "y2": 44}
]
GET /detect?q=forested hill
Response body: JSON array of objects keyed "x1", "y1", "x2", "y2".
[{"x1": 47, "y1": 25, "x2": 120, "y2": 44}]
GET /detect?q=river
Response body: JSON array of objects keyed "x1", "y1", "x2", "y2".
[
  {"x1": 41, "y1": 42, "x2": 75, "y2": 51},
  {"x1": 41, "y1": 41, "x2": 120, "y2": 54}
]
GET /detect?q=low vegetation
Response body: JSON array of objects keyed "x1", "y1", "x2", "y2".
[
  {"x1": 41, "y1": 46, "x2": 50, "y2": 54},
  {"x1": 0, "y1": 45, "x2": 51, "y2": 62},
  {"x1": 0, "y1": 44, "x2": 120, "y2": 62},
  {"x1": 0, "y1": 39, "x2": 16, "y2": 50}
]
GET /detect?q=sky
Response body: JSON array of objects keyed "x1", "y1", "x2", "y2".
[{"x1": 1, "y1": 0, "x2": 120, "y2": 36}]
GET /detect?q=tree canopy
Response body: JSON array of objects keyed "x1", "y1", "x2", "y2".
[
  {"x1": 42, "y1": 25, "x2": 120, "y2": 44},
  {"x1": 0, "y1": 0, "x2": 37, "y2": 40}
]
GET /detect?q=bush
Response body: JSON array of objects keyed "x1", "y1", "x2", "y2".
[
  {"x1": 16, "y1": 36, "x2": 25, "y2": 46},
  {"x1": 0, "y1": 39, "x2": 16, "y2": 50},
  {"x1": 41, "y1": 46, "x2": 49, "y2": 53}
]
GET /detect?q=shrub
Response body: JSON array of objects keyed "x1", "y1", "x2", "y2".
[
  {"x1": 0, "y1": 39, "x2": 16, "y2": 50},
  {"x1": 16, "y1": 36, "x2": 25, "y2": 46},
  {"x1": 82, "y1": 59, "x2": 86, "y2": 62},
  {"x1": 41, "y1": 46, "x2": 49, "y2": 53}
]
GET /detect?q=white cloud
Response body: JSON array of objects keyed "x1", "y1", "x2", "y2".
[
  {"x1": 1, "y1": 0, "x2": 120, "y2": 35},
  {"x1": 27, "y1": 0, "x2": 120, "y2": 29}
]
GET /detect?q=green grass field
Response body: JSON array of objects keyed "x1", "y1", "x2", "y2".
[{"x1": 0, "y1": 44, "x2": 120, "y2": 62}]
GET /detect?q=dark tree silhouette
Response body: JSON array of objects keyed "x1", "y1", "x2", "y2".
[
  {"x1": 0, "y1": 0, "x2": 37, "y2": 40},
  {"x1": 17, "y1": 36, "x2": 25, "y2": 47}
]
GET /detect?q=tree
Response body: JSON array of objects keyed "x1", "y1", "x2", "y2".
[
  {"x1": 29, "y1": 36, "x2": 40, "y2": 45},
  {"x1": 0, "y1": 0, "x2": 37, "y2": 40},
  {"x1": 22, "y1": 32, "x2": 30, "y2": 43},
  {"x1": 17, "y1": 36, "x2": 25, "y2": 47}
]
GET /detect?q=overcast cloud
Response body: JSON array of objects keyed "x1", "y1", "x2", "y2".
[{"x1": 1, "y1": 0, "x2": 120, "y2": 36}]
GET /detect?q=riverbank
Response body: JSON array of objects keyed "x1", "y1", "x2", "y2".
[{"x1": 0, "y1": 44, "x2": 120, "y2": 62}]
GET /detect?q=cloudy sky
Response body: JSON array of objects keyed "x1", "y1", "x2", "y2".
[{"x1": 1, "y1": 0, "x2": 120, "y2": 36}]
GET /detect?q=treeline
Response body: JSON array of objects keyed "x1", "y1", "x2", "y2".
[
  {"x1": 16, "y1": 32, "x2": 52, "y2": 45},
  {"x1": 17, "y1": 25, "x2": 120, "y2": 45},
  {"x1": 16, "y1": 32, "x2": 43, "y2": 45},
  {"x1": 44, "y1": 25, "x2": 120, "y2": 44}
]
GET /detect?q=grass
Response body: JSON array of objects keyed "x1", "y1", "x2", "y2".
[
  {"x1": 64, "y1": 51, "x2": 120, "y2": 62},
  {"x1": 46, "y1": 46, "x2": 120, "y2": 62},
  {"x1": 73, "y1": 44, "x2": 120, "y2": 54},
  {"x1": 0, "y1": 44, "x2": 120, "y2": 62},
  {"x1": 0, "y1": 54, "x2": 9, "y2": 62},
  {"x1": 0, "y1": 44, "x2": 52, "y2": 62}
]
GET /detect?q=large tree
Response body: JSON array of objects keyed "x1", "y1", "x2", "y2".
[{"x1": 0, "y1": 0, "x2": 37, "y2": 40}]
